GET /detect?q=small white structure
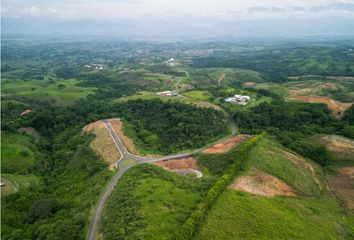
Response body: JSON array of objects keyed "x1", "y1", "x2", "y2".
[
  {"x1": 225, "y1": 94, "x2": 250, "y2": 105},
  {"x1": 156, "y1": 91, "x2": 178, "y2": 97},
  {"x1": 163, "y1": 58, "x2": 176, "y2": 66},
  {"x1": 85, "y1": 64, "x2": 105, "y2": 70}
]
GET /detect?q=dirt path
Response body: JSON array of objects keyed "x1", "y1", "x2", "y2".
[{"x1": 217, "y1": 73, "x2": 225, "y2": 86}]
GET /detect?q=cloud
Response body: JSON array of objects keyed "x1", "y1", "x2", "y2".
[
  {"x1": 248, "y1": 2, "x2": 354, "y2": 15},
  {"x1": 16, "y1": 6, "x2": 77, "y2": 18},
  {"x1": 3, "y1": 0, "x2": 354, "y2": 20}
]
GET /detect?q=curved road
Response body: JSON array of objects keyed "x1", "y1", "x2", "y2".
[{"x1": 87, "y1": 116, "x2": 237, "y2": 240}]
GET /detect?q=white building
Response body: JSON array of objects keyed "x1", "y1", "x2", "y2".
[
  {"x1": 163, "y1": 58, "x2": 176, "y2": 66},
  {"x1": 156, "y1": 91, "x2": 178, "y2": 97},
  {"x1": 225, "y1": 94, "x2": 250, "y2": 105}
]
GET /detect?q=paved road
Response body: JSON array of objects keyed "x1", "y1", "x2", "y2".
[
  {"x1": 87, "y1": 115, "x2": 237, "y2": 240},
  {"x1": 87, "y1": 120, "x2": 197, "y2": 240}
]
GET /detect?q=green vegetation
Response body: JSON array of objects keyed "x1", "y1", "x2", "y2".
[
  {"x1": 174, "y1": 133, "x2": 265, "y2": 240},
  {"x1": 192, "y1": 45, "x2": 354, "y2": 82},
  {"x1": 1, "y1": 133, "x2": 43, "y2": 174},
  {"x1": 235, "y1": 98, "x2": 352, "y2": 166},
  {"x1": 2, "y1": 79, "x2": 96, "y2": 106},
  {"x1": 114, "y1": 99, "x2": 229, "y2": 154},
  {"x1": 115, "y1": 91, "x2": 221, "y2": 111},
  {"x1": 102, "y1": 164, "x2": 212, "y2": 240},
  {"x1": 1, "y1": 174, "x2": 40, "y2": 196},
  {"x1": 1, "y1": 135, "x2": 113, "y2": 239},
  {"x1": 143, "y1": 72, "x2": 171, "y2": 81},
  {"x1": 2, "y1": 39, "x2": 354, "y2": 240},
  {"x1": 195, "y1": 137, "x2": 352, "y2": 240},
  {"x1": 184, "y1": 90, "x2": 212, "y2": 101},
  {"x1": 196, "y1": 190, "x2": 351, "y2": 240},
  {"x1": 247, "y1": 137, "x2": 323, "y2": 196}
]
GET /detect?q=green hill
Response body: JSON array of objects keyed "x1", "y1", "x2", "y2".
[{"x1": 195, "y1": 137, "x2": 353, "y2": 240}]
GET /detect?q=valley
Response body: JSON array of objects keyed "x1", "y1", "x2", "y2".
[{"x1": 1, "y1": 39, "x2": 354, "y2": 240}]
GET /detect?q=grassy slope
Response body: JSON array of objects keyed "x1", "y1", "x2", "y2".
[
  {"x1": 196, "y1": 137, "x2": 352, "y2": 239},
  {"x1": 131, "y1": 177, "x2": 200, "y2": 239},
  {"x1": 1, "y1": 174, "x2": 40, "y2": 196},
  {"x1": 115, "y1": 91, "x2": 222, "y2": 111},
  {"x1": 102, "y1": 164, "x2": 210, "y2": 240},
  {"x1": 1, "y1": 133, "x2": 42, "y2": 174},
  {"x1": 196, "y1": 190, "x2": 350, "y2": 240},
  {"x1": 247, "y1": 138, "x2": 324, "y2": 196},
  {"x1": 2, "y1": 79, "x2": 96, "y2": 106}
]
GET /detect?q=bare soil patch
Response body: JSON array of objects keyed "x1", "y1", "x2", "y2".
[
  {"x1": 319, "y1": 83, "x2": 338, "y2": 90},
  {"x1": 154, "y1": 157, "x2": 202, "y2": 178},
  {"x1": 317, "y1": 135, "x2": 354, "y2": 160},
  {"x1": 1, "y1": 178, "x2": 15, "y2": 196},
  {"x1": 243, "y1": 82, "x2": 256, "y2": 87},
  {"x1": 284, "y1": 151, "x2": 315, "y2": 173},
  {"x1": 83, "y1": 120, "x2": 105, "y2": 133},
  {"x1": 109, "y1": 118, "x2": 139, "y2": 155},
  {"x1": 18, "y1": 127, "x2": 40, "y2": 139},
  {"x1": 84, "y1": 120, "x2": 120, "y2": 171},
  {"x1": 288, "y1": 88, "x2": 312, "y2": 96},
  {"x1": 288, "y1": 96, "x2": 352, "y2": 117},
  {"x1": 154, "y1": 157, "x2": 198, "y2": 171},
  {"x1": 327, "y1": 167, "x2": 354, "y2": 211},
  {"x1": 230, "y1": 168, "x2": 296, "y2": 196},
  {"x1": 202, "y1": 135, "x2": 251, "y2": 154},
  {"x1": 20, "y1": 109, "x2": 32, "y2": 116},
  {"x1": 284, "y1": 151, "x2": 322, "y2": 188}
]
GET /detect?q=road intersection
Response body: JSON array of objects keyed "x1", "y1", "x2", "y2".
[{"x1": 87, "y1": 116, "x2": 237, "y2": 240}]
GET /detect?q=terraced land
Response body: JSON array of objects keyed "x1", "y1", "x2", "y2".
[{"x1": 1, "y1": 174, "x2": 40, "y2": 196}]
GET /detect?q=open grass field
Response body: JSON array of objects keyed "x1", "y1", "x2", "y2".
[
  {"x1": 114, "y1": 91, "x2": 222, "y2": 110},
  {"x1": 1, "y1": 174, "x2": 40, "y2": 196},
  {"x1": 183, "y1": 90, "x2": 212, "y2": 101},
  {"x1": 142, "y1": 73, "x2": 171, "y2": 81},
  {"x1": 130, "y1": 177, "x2": 201, "y2": 239},
  {"x1": 196, "y1": 190, "x2": 352, "y2": 240},
  {"x1": 188, "y1": 68, "x2": 263, "y2": 87},
  {"x1": 2, "y1": 79, "x2": 96, "y2": 106},
  {"x1": 208, "y1": 68, "x2": 263, "y2": 85},
  {"x1": 1, "y1": 133, "x2": 42, "y2": 174},
  {"x1": 102, "y1": 164, "x2": 206, "y2": 240}
]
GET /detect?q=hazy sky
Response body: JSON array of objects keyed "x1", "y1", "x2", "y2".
[{"x1": 3, "y1": 0, "x2": 354, "y2": 20}]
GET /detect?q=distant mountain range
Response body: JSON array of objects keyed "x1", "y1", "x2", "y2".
[{"x1": 2, "y1": 16, "x2": 354, "y2": 40}]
